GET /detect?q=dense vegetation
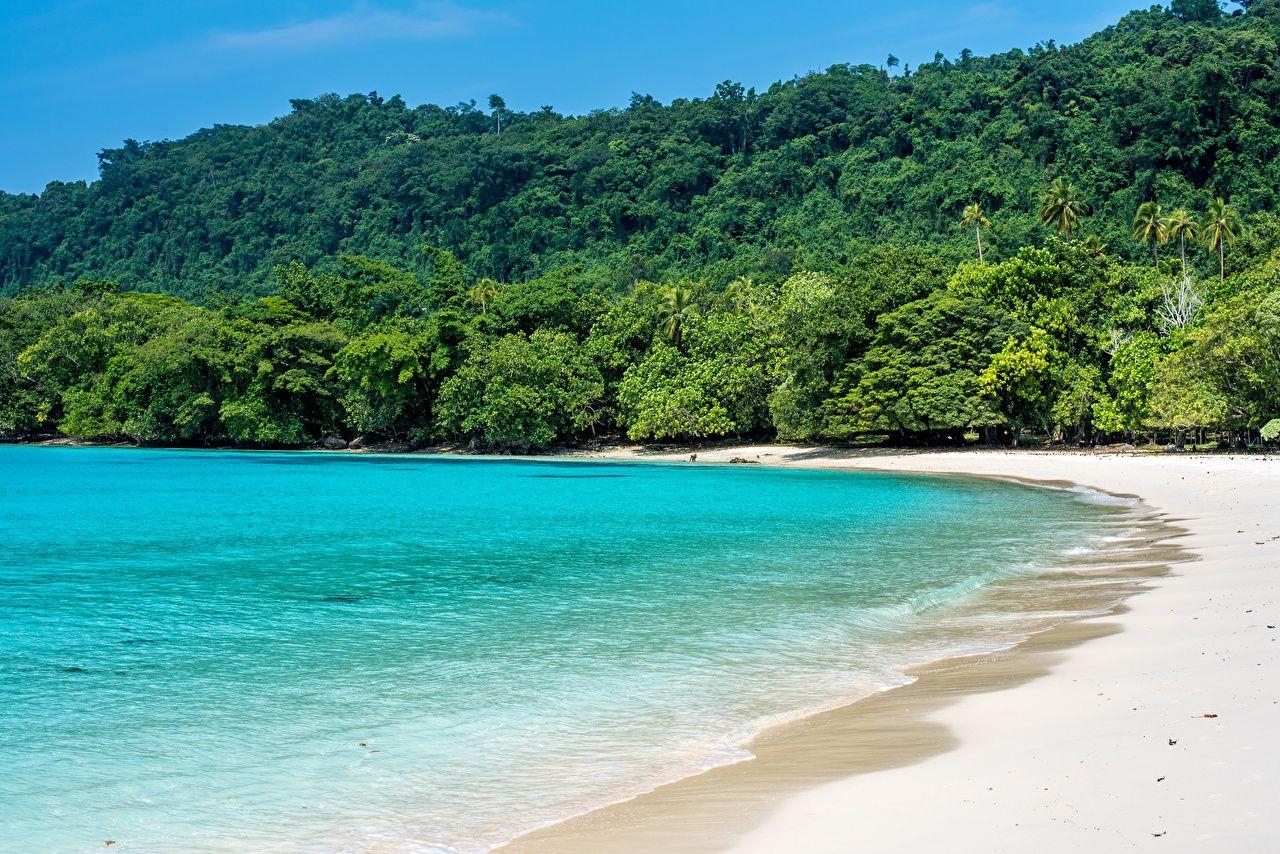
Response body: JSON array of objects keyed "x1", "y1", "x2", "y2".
[{"x1": 2, "y1": 2, "x2": 1279, "y2": 450}]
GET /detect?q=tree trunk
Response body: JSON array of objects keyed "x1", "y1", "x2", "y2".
[
  {"x1": 1180, "y1": 236, "x2": 1186, "y2": 276},
  {"x1": 975, "y1": 226, "x2": 984, "y2": 262},
  {"x1": 1219, "y1": 239, "x2": 1225, "y2": 282}
]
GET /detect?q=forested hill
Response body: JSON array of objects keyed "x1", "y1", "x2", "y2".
[{"x1": 3, "y1": 2, "x2": 1279, "y2": 299}]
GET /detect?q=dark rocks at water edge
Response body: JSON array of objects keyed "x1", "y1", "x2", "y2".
[{"x1": 314, "y1": 436, "x2": 416, "y2": 453}]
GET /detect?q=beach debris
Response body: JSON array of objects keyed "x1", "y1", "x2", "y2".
[
  {"x1": 369, "y1": 748, "x2": 381, "y2": 753},
  {"x1": 1157, "y1": 776, "x2": 1165, "y2": 782},
  {"x1": 105, "y1": 842, "x2": 115, "y2": 847},
  {"x1": 1270, "y1": 625, "x2": 1276, "y2": 630},
  {"x1": 358, "y1": 742, "x2": 367, "y2": 747},
  {"x1": 1168, "y1": 739, "x2": 1177, "y2": 745},
  {"x1": 1200, "y1": 713, "x2": 1218, "y2": 718},
  {"x1": 1153, "y1": 831, "x2": 1166, "y2": 837}
]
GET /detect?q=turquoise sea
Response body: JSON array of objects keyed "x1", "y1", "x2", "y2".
[{"x1": 0, "y1": 446, "x2": 1129, "y2": 852}]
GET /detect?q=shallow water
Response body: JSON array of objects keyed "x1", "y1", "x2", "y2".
[{"x1": 0, "y1": 446, "x2": 1123, "y2": 852}]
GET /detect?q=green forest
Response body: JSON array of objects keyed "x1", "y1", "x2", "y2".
[{"x1": 2, "y1": 1, "x2": 1279, "y2": 450}]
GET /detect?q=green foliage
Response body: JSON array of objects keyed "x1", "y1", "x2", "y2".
[
  {"x1": 3, "y1": 8, "x2": 1280, "y2": 451},
  {"x1": 1168, "y1": 284, "x2": 1280, "y2": 425},
  {"x1": 15, "y1": 293, "x2": 222, "y2": 442},
  {"x1": 656, "y1": 284, "x2": 701, "y2": 347},
  {"x1": 619, "y1": 311, "x2": 771, "y2": 440},
  {"x1": 1147, "y1": 356, "x2": 1230, "y2": 433},
  {"x1": 6, "y1": 7, "x2": 1280, "y2": 297},
  {"x1": 1132, "y1": 201, "x2": 1166, "y2": 262},
  {"x1": 1039, "y1": 179, "x2": 1091, "y2": 238},
  {"x1": 220, "y1": 315, "x2": 348, "y2": 445},
  {"x1": 435, "y1": 330, "x2": 605, "y2": 450},
  {"x1": 1201, "y1": 197, "x2": 1243, "y2": 281},
  {"x1": 485, "y1": 268, "x2": 609, "y2": 336},
  {"x1": 980, "y1": 328, "x2": 1061, "y2": 436},
  {"x1": 1092, "y1": 332, "x2": 1163, "y2": 435},
  {"x1": 825, "y1": 290, "x2": 1013, "y2": 438},
  {"x1": 960, "y1": 204, "x2": 990, "y2": 262},
  {"x1": 331, "y1": 318, "x2": 451, "y2": 440},
  {"x1": 0, "y1": 285, "x2": 94, "y2": 434}
]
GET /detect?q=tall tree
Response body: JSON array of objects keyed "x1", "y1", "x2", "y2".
[
  {"x1": 468, "y1": 279, "x2": 499, "y2": 315},
  {"x1": 656, "y1": 285, "x2": 700, "y2": 347},
  {"x1": 488, "y1": 94, "x2": 506, "y2": 136},
  {"x1": 1038, "y1": 178, "x2": 1089, "y2": 238},
  {"x1": 1131, "y1": 201, "x2": 1165, "y2": 265},
  {"x1": 721, "y1": 276, "x2": 759, "y2": 316},
  {"x1": 1201, "y1": 197, "x2": 1240, "y2": 283},
  {"x1": 960, "y1": 203, "x2": 990, "y2": 262},
  {"x1": 1162, "y1": 209, "x2": 1198, "y2": 276}
]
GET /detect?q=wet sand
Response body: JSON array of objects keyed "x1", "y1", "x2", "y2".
[{"x1": 504, "y1": 448, "x2": 1280, "y2": 853}]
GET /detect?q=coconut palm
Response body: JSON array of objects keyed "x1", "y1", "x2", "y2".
[
  {"x1": 1080, "y1": 235, "x2": 1109, "y2": 257},
  {"x1": 1200, "y1": 197, "x2": 1240, "y2": 283},
  {"x1": 1131, "y1": 201, "x2": 1166, "y2": 264},
  {"x1": 468, "y1": 279, "x2": 500, "y2": 315},
  {"x1": 722, "y1": 276, "x2": 758, "y2": 316},
  {"x1": 1038, "y1": 178, "x2": 1090, "y2": 238},
  {"x1": 657, "y1": 285, "x2": 700, "y2": 347},
  {"x1": 960, "y1": 203, "x2": 990, "y2": 262},
  {"x1": 1162, "y1": 209, "x2": 1198, "y2": 276}
]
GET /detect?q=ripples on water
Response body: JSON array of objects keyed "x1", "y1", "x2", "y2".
[{"x1": 0, "y1": 447, "x2": 1127, "y2": 852}]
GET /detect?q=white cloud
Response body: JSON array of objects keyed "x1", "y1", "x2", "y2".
[
  {"x1": 209, "y1": 2, "x2": 511, "y2": 53},
  {"x1": 963, "y1": 2, "x2": 1007, "y2": 21}
]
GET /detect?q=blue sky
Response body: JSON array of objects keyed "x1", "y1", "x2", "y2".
[{"x1": 1, "y1": 0, "x2": 1146, "y2": 194}]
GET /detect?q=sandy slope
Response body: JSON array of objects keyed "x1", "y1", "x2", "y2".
[{"x1": 586, "y1": 447, "x2": 1278, "y2": 853}]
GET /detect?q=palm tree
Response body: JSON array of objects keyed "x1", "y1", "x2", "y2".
[
  {"x1": 468, "y1": 279, "x2": 499, "y2": 315},
  {"x1": 1200, "y1": 197, "x2": 1240, "y2": 283},
  {"x1": 1038, "y1": 178, "x2": 1090, "y2": 238},
  {"x1": 1131, "y1": 201, "x2": 1166, "y2": 264},
  {"x1": 1080, "y1": 235, "x2": 1109, "y2": 258},
  {"x1": 960, "y1": 203, "x2": 990, "y2": 262},
  {"x1": 657, "y1": 285, "x2": 700, "y2": 347},
  {"x1": 1162, "y1": 209, "x2": 1198, "y2": 276},
  {"x1": 722, "y1": 276, "x2": 758, "y2": 316}
]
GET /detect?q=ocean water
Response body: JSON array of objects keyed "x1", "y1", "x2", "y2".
[{"x1": 0, "y1": 447, "x2": 1127, "y2": 852}]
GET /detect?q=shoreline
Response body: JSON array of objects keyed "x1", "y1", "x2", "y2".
[
  {"x1": 502, "y1": 446, "x2": 1280, "y2": 852},
  {"x1": 11, "y1": 442, "x2": 1279, "y2": 848},
  {"x1": 15, "y1": 433, "x2": 1276, "y2": 458}
]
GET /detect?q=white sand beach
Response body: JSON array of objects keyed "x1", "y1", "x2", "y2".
[{"x1": 510, "y1": 447, "x2": 1280, "y2": 853}]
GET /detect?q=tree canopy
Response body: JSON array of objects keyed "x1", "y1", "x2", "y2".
[
  {"x1": 2, "y1": 4, "x2": 1279, "y2": 451},
  {"x1": 4, "y1": 4, "x2": 1280, "y2": 299}
]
